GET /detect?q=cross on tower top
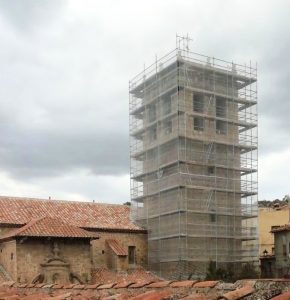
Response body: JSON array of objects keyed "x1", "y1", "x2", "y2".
[{"x1": 176, "y1": 33, "x2": 193, "y2": 51}]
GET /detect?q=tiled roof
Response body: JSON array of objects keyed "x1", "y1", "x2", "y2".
[
  {"x1": 271, "y1": 224, "x2": 290, "y2": 233},
  {"x1": 0, "y1": 270, "x2": 6, "y2": 283},
  {"x1": 91, "y1": 267, "x2": 161, "y2": 285},
  {"x1": 219, "y1": 284, "x2": 254, "y2": 300},
  {"x1": 3, "y1": 279, "x2": 290, "y2": 299},
  {"x1": 272, "y1": 291, "x2": 290, "y2": 300},
  {"x1": 0, "y1": 217, "x2": 98, "y2": 241},
  {"x1": 106, "y1": 239, "x2": 128, "y2": 256},
  {"x1": 0, "y1": 196, "x2": 145, "y2": 232}
]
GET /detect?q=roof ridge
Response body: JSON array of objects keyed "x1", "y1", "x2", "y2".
[
  {"x1": 2, "y1": 217, "x2": 45, "y2": 238},
  {"x1": 0, "y1": 217, "x2": 99, "y2": 241},
  {"x1": 106, "y1": 239, "x2": 128, "y2": 256},
  {"x1": 0, "y1": 195, "x2": 127, "y2": 207},
  {"x1": 0, "y1": 196, "x2": 144, "y2": 232},
  {"x1": 36, "y1": 216, "x2": 101, "y2": 235}
]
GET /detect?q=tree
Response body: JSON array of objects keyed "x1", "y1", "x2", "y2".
[
  {"x1": 282, "y1": 195, "x2": 290, "y2": 203},
  {"x1": 206, "y1": 261, "x2": 258, "y2": 282},
  {"x1": 238, "y1": 263, "x2": 259, "y2": 279}
]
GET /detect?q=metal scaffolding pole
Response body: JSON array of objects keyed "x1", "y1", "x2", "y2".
[{"x1": 129, "y1": 38, "x2": 258, "y2": 279}]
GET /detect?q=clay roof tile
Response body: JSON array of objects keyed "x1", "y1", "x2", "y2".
[
  {"x1": 130, "y1": 281, "x2": 155, "y2": 288},
  {"x1": 72, "y1": 284, "x2": 86, "y2": 289},
  {"x1": 98, "y1": 283, "x2": 117, "y2": 289},
  {"x1": 181, "y1": 294, "x2": 208, "y2": 300},
  {"x1": 47, "y1": 292, "x2": 72, "y2": 300},
  {"x1": 130, "y1": 290, "x2": 172, "y2": 300},
  {"x1": 271, "y1": 291, "x2": 290, "y2": 300},
  {"x1": 84, "y1": 283, "x2": 102, "y2": 289},
  {"x1": 106, "y1": 239, "x2": 128, "y2": 256},
  {"x1": 146, "y1": 281, "x2": 172, "y2": 288},
  {"x1": 170, "y1": 280, "x2": 197, "y2": 288},
  {"x1": 193, "y1": 281, "x2": 219, "y2": 288},
  {"x1": 114, "y1": 282, "x2": 136, "y2": 288},
  {"x1": 0, "y1": 196, "x2": 145, "y2": 232},
  {"x1": 0, "y1": 217, "x2": 98, "y2": 241},
  {"x1": 219, "y1": 285, "x2": 255, "y2": 300}
]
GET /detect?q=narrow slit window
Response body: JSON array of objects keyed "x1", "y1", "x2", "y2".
[
  {"x1": 128, "y1": 246, "x2": 136, "y2": 265},
  {"x1": 163, "y1": 98, "x2": 171, "y2": 115},
  {"x1": 193, "y1": 94, "x2": 204, "y2": 113},
  {"x1": 148, "y1": 105, "x2": 156, "y2": 122},
  {"x1": 283, "y1": 244, "x2": 287, "y2": 256},
  {"x1": 208, "y1": 166, "x2": 215, "y2": 175},
  {"x1": 193, "y1": 117, "x2": 204, "y2": 131},
  {"x1": 216, "y1": 97, "x2": 227, "y2": 117},
  {"x1": 216, "y1": 120, "x2": 227, "y2": 134},
  {"x1": 164, "y1": 120, "x2": 172, "y2": 134},
  {"x1": 210, "y1": 210, "x2": 216, "y2": 222},
  {"x1": 149, "y1": 127, "x2": 157, "y2": 141}
]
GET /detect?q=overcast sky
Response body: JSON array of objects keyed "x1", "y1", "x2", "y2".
[{"x1": 0, "y1": 0, "x2": 289, "y2": 203}]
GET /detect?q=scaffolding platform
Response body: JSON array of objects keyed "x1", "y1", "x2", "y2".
[{"x1": 129, "y1": 37, "x2": 258, "y2": 279}]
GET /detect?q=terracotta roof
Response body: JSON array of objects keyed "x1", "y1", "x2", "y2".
[
  {"x1": 0, "y1": 196, "x2": 145, "y2": 232},
  {"x1": 106, "y1": 239, "x2": 128, "y2": 256},
  {"x1": 146, "y1": 281, "x2": 173, "y2": 288},
  {"x1": 271, "y1": 224, "x2": 290, "y2": 233},
  {"x1": 193, "y1": 280, "x2": 219, "y2": 288},
  {"x1": 91, "y1": 267, "x2": 161, "y2": 285},
  {"x1": 0, "y1": 277, "x2": 275, "y2": 300},
  {"x1": 131, "y1": 290, "x2": 172, "y2": 300},
  {"x1": 170, "y1": 281, "x2": 197, "y2": 288},
  {"x1": 0, "y1": 217, "x2": 98, "y2": 241},
  {"x1": 271, "y1": 291, "x2": 290, "y2": 300},
  {"x1": 219, "y1": 284, "x2": 254, "y2": 300}
]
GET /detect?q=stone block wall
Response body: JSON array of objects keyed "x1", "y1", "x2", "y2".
[
  {"x1": 0, "y1": 225, "x2": 148, "y2": 281},
  {"x1": 0, "y1": 226, "x2": 19, "y2": 237},
  {"x1": 91, "y1": 231, "x2": 147, "y2": 269},
  {"x1": 0, "y1": 240, "x2": 17, "y2": 280},
  {"x1": 105, "y1": 242, "x2": 128, "y2": 271},
  {"x1": 15, "y1": 238, "x2": 91, "y2": 284},
  {"x1": 259, "y1": 207, "x2": 289, "y2": 256}
]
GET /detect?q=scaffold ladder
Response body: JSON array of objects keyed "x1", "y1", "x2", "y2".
[
  {"x1": 206, "y1": 95, "x2": 215, "y2": 114},
  {"x1": 206, "y1": 142, "x2": 214, "y2": 161},
  {"x1": 206, "y1": 189, "x2": 214, "y2": 210}
]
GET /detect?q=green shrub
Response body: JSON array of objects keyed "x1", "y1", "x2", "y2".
[{"x1": 206, "y1": 261, "x2": 258, "y2": 282}]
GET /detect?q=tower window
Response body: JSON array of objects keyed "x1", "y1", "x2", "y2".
[
  {"x1": 164, "y1": 120, "x2": 172, "y2": 134},
  {"x1": 193, "y1": 94, "x2": 204, "y2": 113},
  {"x1": 216, "y1": 120, "x2": 227, "y2": 134},
  {"x1": 283, "y1": 244, "x2": 287, "y2": 256},
  {"x1": 163, "y1": 98, "x2": 171, "y2": 115},
  {"x1": 128, "y1": 246, "x2": 136, "y2": 265},
  {"x1": 193, "y1": 117, "x2": 204, "y2": 131},
  {"x1": 148, "y1": 105, "x2": 156, "y2": 122},
  {"x1": 216, "y1": 98, "x2": 227, "y2": 117},
  {"x1": 208, "y1": 166, "x2": 215, "y2": 175},
  {"x1": 149, "y1": 127, "x2": 157, "y2": 141},
  {"x1": 210, "y1": 210, "x2": 216, "y2": 222}
]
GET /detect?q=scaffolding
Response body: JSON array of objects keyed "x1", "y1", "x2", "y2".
[{"x1": 129, "y1": 37, "x2": 258, "y2": 279}]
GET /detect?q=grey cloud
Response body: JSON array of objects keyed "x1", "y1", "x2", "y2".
[
  {"x1": 192, "y1": 2, "x2": 290, "y2": 155},
  {"x1": 0, "y1": 0, "x2": 289, "y2": 202},
  {"x1": 0, "y1": 4, "x2": 131, "y2": 180},
  {"x1": 0, "y1": 124, "x2": 129, "y2": 179},
  {"x1": 0, "y1": 0, "x2": 64, "y2": 31}
]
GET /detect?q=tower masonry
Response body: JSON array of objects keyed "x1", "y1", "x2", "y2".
[{"x1": 129, "y1": 39, "x2": 258, "y2": 278}]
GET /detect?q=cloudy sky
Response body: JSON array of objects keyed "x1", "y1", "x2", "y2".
[{"x1": 0, "y1": 0, "x2": 289, "y2": 203}]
